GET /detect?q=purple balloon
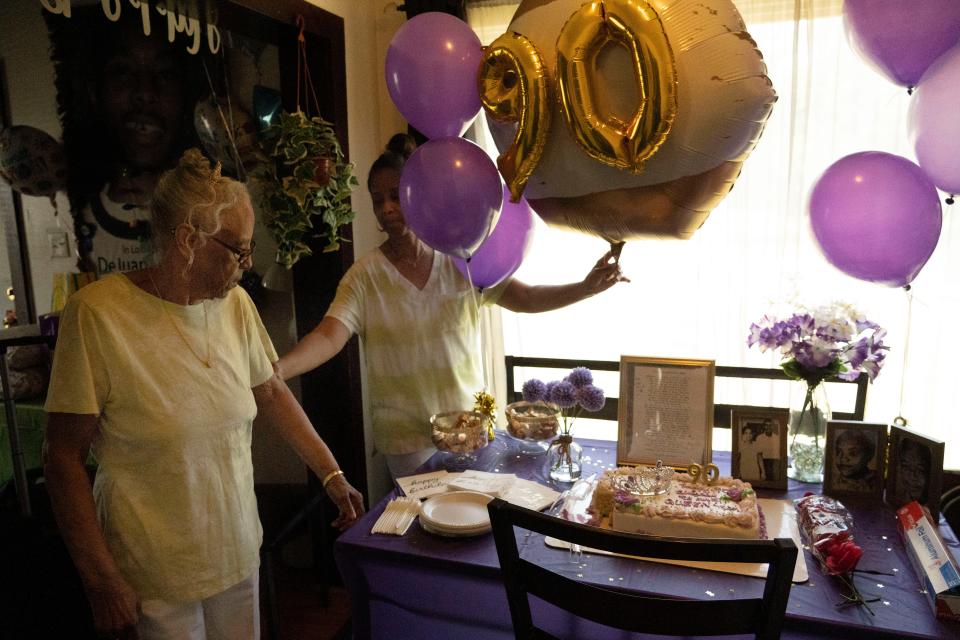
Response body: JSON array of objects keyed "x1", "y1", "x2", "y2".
[
  {"x1": 385, "y1": 13, "x2": 483, "y2": 139},
  {"x1": 843, "y1": 0, "x2": 960, "y2": 88},
  {"x1": 809, "y1": 152, "x2": 942, "y2": 288},
  {"x1": 454, "y1": 186, "x2": 536, "y2": 288},
  {"x1": 400, "y1": 137, "x2": 502, "y2": 258},
  {"x1": 908, "y1": 44, "x2": 960, "y2": 194}
]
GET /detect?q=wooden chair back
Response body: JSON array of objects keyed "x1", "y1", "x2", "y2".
[
  {"x1": 504, "y1": 355, "x2": 869, "y2": 428},
  {"x1": 488, "y1": 498, "x2": 797, "y2": 640}
]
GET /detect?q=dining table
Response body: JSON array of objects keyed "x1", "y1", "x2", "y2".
[{"x1": 334, "y1": 435, "x2": 960, "y2": 639}]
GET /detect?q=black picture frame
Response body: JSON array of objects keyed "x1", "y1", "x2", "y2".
[
  {"x1": 885, "y1": 424, "x2": 944, "y2": 520},
  {"x1": 823, "y1": 420, "x2": 887, "y2": 499},
  {"x1": 730, "y1": 406, "x2": 789, "y2": 490}
]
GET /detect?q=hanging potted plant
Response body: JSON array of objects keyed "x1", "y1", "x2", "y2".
[{"x1": 256, "y1": 110, "x2": 358, "y2": 271}]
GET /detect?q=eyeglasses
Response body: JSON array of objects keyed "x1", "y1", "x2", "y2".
[{"x1": 209, "y1": 236, "x2": 256, "y2": 265}]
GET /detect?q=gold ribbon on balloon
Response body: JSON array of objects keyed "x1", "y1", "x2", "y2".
[
  {"x1": 686, "y1": 463, "x2": 720, "y2": 485},
  {"x1": 478, "y1": 31, "x2": 551, "y2": 202},
  {"x1": 555, "y1": 0, "x2": 678, "y2": 173}
]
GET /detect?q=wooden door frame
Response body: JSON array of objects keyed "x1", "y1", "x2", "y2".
[{"x1": 220, "y1": 0, "x2": 366, "y2": 499}]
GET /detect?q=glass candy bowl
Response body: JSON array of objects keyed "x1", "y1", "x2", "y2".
[
  {"x1": 504, "y1": 401, "x2": 560, "y2": 456},
  {"x1": 430, "y1": 410, "x2": 489, "y2": 469}
]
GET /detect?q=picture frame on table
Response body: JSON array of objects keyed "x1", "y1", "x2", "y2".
[
  {"x1": 885, "y1": 424, "x2": 944, "y2": 520},
  {"x1": 616, "y1": 356, "x2": 715, "y2": 469},
  {"x1": 730, "y1": 407, "x2": 789, "y2": 490},
  {"x1": 823, "y1": 420, "x2": 887, "y2": 498}
]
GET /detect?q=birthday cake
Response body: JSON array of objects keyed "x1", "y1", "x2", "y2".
[{"x1": 589, "y1": 466, "x2": 761, "y2": 539}]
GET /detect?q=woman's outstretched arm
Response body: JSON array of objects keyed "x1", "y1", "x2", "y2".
[
  {"x1": 497, "y1": 248, "x2": 629, "y2": 313},
  {"x1": 274, "y1": 316, "x2": 352, "y2": 380}
]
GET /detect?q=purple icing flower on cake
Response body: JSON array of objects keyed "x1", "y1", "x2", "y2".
[
  {"x1": 724, "y1": 488, "x2": 744, "y2": 502},
  {"x1": 615, "y1": 490, "x2": 641, "y2": 506}
]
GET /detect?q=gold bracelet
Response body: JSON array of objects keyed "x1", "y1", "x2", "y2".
[{"x1": 321, "y1": 469, "x2": 345, "y2": 489}]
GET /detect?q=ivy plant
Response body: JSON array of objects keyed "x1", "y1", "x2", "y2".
[{"x1": 257, "y1": 110, "x2": 358, "y2": 267}]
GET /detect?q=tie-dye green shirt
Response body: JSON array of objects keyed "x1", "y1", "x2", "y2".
[{"x1": 327, "y1": 249, "x2": 506, "y2": 455}]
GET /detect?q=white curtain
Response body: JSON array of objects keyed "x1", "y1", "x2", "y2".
[{"x1": 467, "y1": 1, "x2": 960, "y2": 467}]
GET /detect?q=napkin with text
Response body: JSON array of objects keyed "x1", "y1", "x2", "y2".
[{"x1": 396, "y1": 470, "x2": 561, "y2": 512}]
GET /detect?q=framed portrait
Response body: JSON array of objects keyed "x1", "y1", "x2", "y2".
[
  {"x1": 823, "y1": 421, "x2": 887, "y2": 498},
  {"x1": 730, "y1": 407, "x2": 789, "y2": 490},
  {"x1": 885, "y1": 425, "x2": 944, "y2": 519},
  {"x1": 617, "y1": 356, "x2": 715, "y2": 468}
]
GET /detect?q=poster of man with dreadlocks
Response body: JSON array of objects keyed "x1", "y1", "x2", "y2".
[{"x1": 45, "y1": 5, "x2": 207, "y2": 276}]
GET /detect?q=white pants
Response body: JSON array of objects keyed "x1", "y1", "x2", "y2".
[
  {"x1": 385, "y1": 447, "x2": 436, "y2": 479},
  {"x1": 137, "y1": 571, "x2": 260, "y2": 640}
]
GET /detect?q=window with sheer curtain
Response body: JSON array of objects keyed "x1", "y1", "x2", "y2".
[{"x1": 466, "y1": 0, "x2": 959, "y2": 467}]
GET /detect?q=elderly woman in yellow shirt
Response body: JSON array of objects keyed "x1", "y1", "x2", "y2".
[{"x1": 44, "y1": 149, "x2": 364, "y2": 639}]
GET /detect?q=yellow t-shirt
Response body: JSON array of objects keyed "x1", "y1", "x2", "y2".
[
  {"x1": 327, "y1": 250, "x2": 505, "y2": 455},
  {"x1": 45, "y1": 274, "x2": 277, "y2": 601}
]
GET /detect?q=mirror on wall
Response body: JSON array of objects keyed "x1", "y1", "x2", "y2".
[{"x1": 0, "y1": 0, "x2": 289, "y2": 334}]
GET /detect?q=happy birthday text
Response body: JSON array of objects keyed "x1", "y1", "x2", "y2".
[{"x1": 39, "y1": 0, "x2": 222, "y2": 55}]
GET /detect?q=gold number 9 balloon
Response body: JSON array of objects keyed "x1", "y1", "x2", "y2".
[
  {"x1": 478, "y1": 31, "x2": 551, "y2": 202},
  {"x1": 479, "y1": 0, "x2": 776, "y2": 242}
]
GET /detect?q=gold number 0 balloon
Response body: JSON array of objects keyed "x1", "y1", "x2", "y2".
[
  {"x1": 477, "y1": 32, "x2": 551, "y2": 202},
  {"x1": 555, "y1": 0, "x2": 678, "y2": 172}
]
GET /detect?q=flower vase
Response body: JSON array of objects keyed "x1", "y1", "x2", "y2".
[
  {"x1": 788, "y1": 382, "x2": 831, "y2": 483},
  {"x1": 546, "y1": 435, "x2": 582, "y2": 482}
]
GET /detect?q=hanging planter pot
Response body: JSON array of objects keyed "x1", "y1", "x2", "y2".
[{"x1": 313, "y1": 155, "x2": 334, "y2": 188}]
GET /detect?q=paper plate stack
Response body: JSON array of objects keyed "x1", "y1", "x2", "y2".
[{"x1": 419, "y1": 491, "x2": 494, "y2": 537}]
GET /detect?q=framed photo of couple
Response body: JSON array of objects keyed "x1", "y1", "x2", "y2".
[
  {"x1": 823, "y1": 421, "x2": 887, "y2": 499},
  {"x1": 730, "y1": 407, "x2": 788, "y2": 490}
]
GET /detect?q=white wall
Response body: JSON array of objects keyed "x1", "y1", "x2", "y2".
[
  {"x1": 0, "y1": 1, "x2": 74, "y2": 320},
  {"x1": 302, "y1": 0, "x2": 407, "y2": 501}
]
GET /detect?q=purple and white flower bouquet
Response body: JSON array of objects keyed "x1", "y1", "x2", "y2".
[
  {"x1": 747, "y1": 302, "x2": 888, "y2": 482},
  {"x1": 747, "y1": 302, "x2": 888, "y2": 387}
]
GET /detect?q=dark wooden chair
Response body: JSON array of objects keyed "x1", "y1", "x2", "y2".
[
  {"x1": 487, "y1": 498, "x2": 797, "y2": 640},
  {"x1": 504, "y1": 355, "x2": 868, "y2": 428},
  {"x1": 941, "y1": 482, "x2": 960, "y2": 534}
]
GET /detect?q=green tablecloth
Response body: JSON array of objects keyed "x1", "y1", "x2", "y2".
[{"x1": 0, "y1": 399, "x2": 47, "y2": 486}]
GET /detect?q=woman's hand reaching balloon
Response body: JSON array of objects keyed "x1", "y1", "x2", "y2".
[{"x1": 581, "y1": 246, "x2": 630, "y2": 296}]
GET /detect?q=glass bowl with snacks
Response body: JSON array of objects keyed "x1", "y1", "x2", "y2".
[
  {"x1": 504, "y1": 401, "x2": 560, "y2": 456},
  {"x1": 430, "y1": 410, "x2": 490, "y2": 469}
]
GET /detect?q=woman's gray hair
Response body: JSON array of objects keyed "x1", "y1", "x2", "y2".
[{"x1": 152, "y1": 148, "x2": 249, "y2": 270}]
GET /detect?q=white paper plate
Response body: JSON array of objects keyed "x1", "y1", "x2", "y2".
[
  {"x1": 419, "y1": 518, "x2": 491, "y2": 537},
  {"x1": 420, "y1": 490, "x2": 493, "y2": 530}
]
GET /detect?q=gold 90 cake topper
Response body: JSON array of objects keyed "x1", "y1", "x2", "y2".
[{"x1": 686, "y1": 463, "x2": 720, "y2": 485}]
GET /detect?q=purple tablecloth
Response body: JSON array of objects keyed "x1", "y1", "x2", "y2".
[{"x1": 335, "y1": 436, "x2": 960, "y2": 639}]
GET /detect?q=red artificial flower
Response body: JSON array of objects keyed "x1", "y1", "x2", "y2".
[
  {"x1": 816, "y1": 531, "x2": 852, "y2": 557},
  {"x1": 825, "y1": 540, "x2": 863, "y2": 575}
]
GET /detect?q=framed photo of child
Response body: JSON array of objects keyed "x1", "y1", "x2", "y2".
[
  {"x1": 730, "y1": 407, "x2": 789, "y2": 490},
  {"x1": 885, "y1": 424, "x2": 944, "y2": 519},
  {"x1": 823, "y1": 421, "x2": 887, "y2": 498}
]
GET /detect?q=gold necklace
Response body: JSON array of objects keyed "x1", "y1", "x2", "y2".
[{"x1": 145, "y1": 269, "x2": 212, "y2": 368}]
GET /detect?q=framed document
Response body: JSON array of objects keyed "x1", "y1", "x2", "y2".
[{"x1": 617, "y1": 356, "x2": 715, "y2": 468}]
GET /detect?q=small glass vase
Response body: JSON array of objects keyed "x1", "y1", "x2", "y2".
[
  {"x1": 546, "y1": 435, "x2": 582, "y2": 482},
  {"x1": 788, "y1": 382, "x2": 831, "y2": 483}
]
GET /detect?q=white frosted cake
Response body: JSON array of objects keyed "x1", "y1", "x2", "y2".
[{"x1": 589, "y1": 467, "x2": 761, "y2": 539}]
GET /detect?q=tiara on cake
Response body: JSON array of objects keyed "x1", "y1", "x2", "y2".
[{"x1": 613, "y1": 460, "x2": 675, "y2": 496}]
